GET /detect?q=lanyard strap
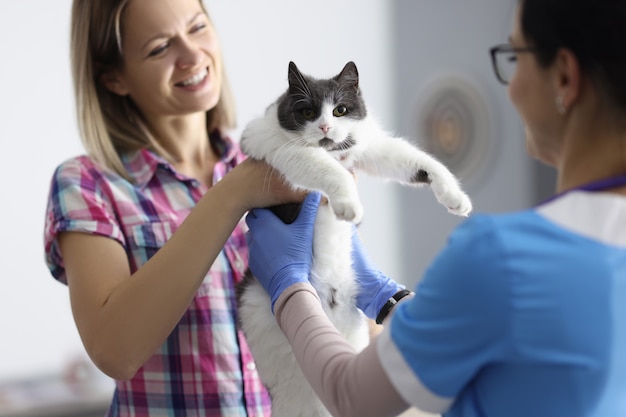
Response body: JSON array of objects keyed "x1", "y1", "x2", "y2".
[{"x1": 539, "y1": 174, "x2": 626, "y2": 206}]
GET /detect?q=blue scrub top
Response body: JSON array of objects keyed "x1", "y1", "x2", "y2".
[{"x1": 379, "y1": 191, "x2": 626, "y2": 416}]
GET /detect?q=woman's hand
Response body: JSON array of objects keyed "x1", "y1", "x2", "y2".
[
  {"x1": 223, "y1": 158, "x2": 306, "y2": 212},
  {"x1": 246, "y1": 192, "x2": 322, "y2": 311}
]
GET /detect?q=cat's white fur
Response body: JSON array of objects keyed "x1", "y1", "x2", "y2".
[{"x1": 238, "y1": 67, "x2": 472, "y2": 417}]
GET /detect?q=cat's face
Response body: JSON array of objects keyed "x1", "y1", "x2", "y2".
[{"x1": 276, "y1": 62, "x2": 367, "y2": 161}]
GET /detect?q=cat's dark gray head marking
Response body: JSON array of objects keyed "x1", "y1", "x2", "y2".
[{"x1": 276, "y1": 61, "x2": 367, "y2": 134}]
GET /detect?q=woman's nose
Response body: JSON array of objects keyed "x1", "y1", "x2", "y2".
[{"x1": 176, "y1": 38, "x2": 203, "y2": 69}]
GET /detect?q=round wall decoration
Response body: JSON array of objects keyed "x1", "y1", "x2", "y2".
[{"x1": 413, "y1": 73, "x2": 493, "y2": 185}]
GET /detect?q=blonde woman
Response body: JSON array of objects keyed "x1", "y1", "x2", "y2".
[{"x1": 44, "y1": 0, "x2": 300, "y2": 415}]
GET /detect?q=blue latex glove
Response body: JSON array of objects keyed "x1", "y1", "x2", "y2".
[
  {"x1": 352, "y1": 226, "x2": 405, "y2": 320},
  {"x1": 246, "y1": 192, "x2": 322, "y2": 311}
]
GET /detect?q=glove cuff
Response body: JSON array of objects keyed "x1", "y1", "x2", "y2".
[{"x1": 269, "y1": 264, "x2": 310, "y2": 312}]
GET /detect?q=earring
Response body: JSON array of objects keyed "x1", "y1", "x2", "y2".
[{"x1": 556, "y1": 96, "x2": 567, "y2": 115}]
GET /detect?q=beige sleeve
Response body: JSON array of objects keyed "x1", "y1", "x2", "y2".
[{"x1": 274, "y1": 283, "x2": 411, "y2": 417}]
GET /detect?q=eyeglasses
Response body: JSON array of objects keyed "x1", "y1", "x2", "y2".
[{"x1": 489, "y1": 44, "x2": 538, "y2": 85}]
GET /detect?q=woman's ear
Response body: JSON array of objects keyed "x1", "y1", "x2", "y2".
[
  {"x1": 553, "y1": 48, "x2": 581, "y2": 111},
  {"x1": 101, "y1": 69, "x2": 130, "y2": 96}
]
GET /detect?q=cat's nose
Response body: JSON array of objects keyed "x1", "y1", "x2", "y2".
[{"x1": 319, "y1": 124, "x2": 331, "y2": 134}]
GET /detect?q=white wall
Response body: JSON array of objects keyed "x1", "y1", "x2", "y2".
[
  {"x1": 0, "y1": 1, "x2": 399, "y2": 381},
  {"x1": 0, "y1": 1, "x2": 85, "y2": 381}
]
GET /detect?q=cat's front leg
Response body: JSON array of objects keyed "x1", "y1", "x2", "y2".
[
  {"x1": 426, "y1": 172, "x2": 473, "y2": 217},
  {"x1": 356, "y1": 136, "x2": 472, "y2": 216},
  {"x1": 269, "y1": 147, "x2": 364, "y2": 223}
]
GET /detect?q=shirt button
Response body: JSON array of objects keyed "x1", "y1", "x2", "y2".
[
  {"x1": 235, "y1": 259, "x2": 245, "y2": 271},
  {"x1": 247, "y1": 362, "x2": 256, "y2": 371}
]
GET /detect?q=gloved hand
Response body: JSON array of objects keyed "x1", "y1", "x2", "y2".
[
  {"x1": 246, "y1": 192, "x2": 322, "y2": 311},
  {"x1": 352, "y1": 226, "x2": 406, "y2": 321}
]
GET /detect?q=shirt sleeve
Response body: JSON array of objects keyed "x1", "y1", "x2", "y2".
[
  {"x1": 381, "y1": 214, "x2": 513, "y2": 412},
  {"x1": 274, "y1": 283, "x2": 411, "y2": 417},
  {"x1": 44, "y1": 158, "x2": 124, "y2": 284}
]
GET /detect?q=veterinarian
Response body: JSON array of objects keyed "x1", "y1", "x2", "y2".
[
  {"x1": 245, "y1": 0, "x2": 626, "y2": 416},
  {"x1": 42, "y1": 0, "x2": 315, "y2": 415}
]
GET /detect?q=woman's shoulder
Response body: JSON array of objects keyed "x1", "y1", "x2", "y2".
[
  {"x1": 52, "y1": 155, "x2": 114, "y2": 183},
  {"x1": 48, "y1": 155, "x2": 123, "y2": 199},
  {"x1": 53, "y1": 154, "x2": 102, "y2": 175},
  {"x1": 453, "y1": 209, "x2": 547, "y2": 240},
  {"x1": 440, "y1": 209, "x2": 549, "y2": 273}
]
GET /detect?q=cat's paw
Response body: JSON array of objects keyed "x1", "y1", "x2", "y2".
[
  {"x1": 330, "y1": 198, "x2": 364, "y2": 224},
  {"x1": 440, "y1": 188, "x2": 473, "y2": 217}
]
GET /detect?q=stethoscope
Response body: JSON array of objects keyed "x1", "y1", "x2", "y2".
[{"x1": 538, "y1": 174, "x2": 626, "y2": 206}]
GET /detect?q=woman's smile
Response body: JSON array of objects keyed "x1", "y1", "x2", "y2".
[{"x1": 176, "y1": 67, "x2": 209, "y2": 91}]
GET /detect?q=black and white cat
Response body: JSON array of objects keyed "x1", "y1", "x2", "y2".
[{"x1": 237, "y1": 61, "x2": 472, "y2": 417}]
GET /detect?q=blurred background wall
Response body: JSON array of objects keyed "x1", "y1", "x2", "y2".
[
  {"x1": 390, "y1": 0, "x2": 555, "y2": 287},
  {"x1": 0, "y1": 0, "x2": 554, "y2": 414}
]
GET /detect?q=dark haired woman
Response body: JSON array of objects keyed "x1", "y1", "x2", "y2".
[{"x1": 244, "y1": 1, "x2": 626, "y2": 416}]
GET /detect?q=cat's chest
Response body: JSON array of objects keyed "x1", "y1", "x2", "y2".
[
  {"x1": 311, "y1": 206, "x2": 367, "y2": 340},
  {"x1": 310, "y1": 205, "x2": 357, "y2": 302},
  {"x1": 312, "y1": 205, "x2": 353, "y2": 256}
]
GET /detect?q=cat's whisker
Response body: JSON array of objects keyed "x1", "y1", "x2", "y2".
[
  {"x1": 369, "y1": 158, "x2": 386, "y2": 178},
  {"x1": 268, "y1": 136, "x2": 300, "y2": 167},
  {"x1": 270, "y1": 139, "x2": 308, "y2": 167},
  {"x1": 258, "y1": 159, "x2": 274, "y2": 193}
]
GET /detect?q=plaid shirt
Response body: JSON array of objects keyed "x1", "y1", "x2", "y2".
[{"x1": 44, "y1": 135, "x2": 271, "y2": 417}]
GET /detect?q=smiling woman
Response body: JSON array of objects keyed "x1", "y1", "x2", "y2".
[
  {"x1": 72, "y1": 0, "x2": 234, "y2": 182},
  {"x1": 42, "y1": 0, "x2": 304, "y2": 415}
]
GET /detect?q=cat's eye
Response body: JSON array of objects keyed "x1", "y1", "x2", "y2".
[
  {"x1": 333, "y1": 105, "x2": 348, "y2": 117},
  {"x1": 301, "y1": 109, "x2": 316, "y2": 120}
]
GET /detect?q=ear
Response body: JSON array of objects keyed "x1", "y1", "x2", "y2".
[
  {"x1": 553, "y1": 48, "x2": 581, "y2": 111},
  {"x1": 100, "y1": 69, "x2": 130, "y2": 96},
  {"x1": 336, "y1": 61, "x2": 359, "y2": 92},
  {"x1": 287, "y1": 61, "x2": 307, "y2": 95}
]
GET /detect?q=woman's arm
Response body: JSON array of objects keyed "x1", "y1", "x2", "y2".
[
  {"x1": 60, "y1": 159, "x2": 299, "y2": 380},
  {"x1": 273, "y1": 283, "x2": 410, "y2": 417}
]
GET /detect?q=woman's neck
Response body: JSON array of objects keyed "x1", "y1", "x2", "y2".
[
  {"x1": 147, "y1": 113, "x2": 211, "y2": 161},
  {"x1": 557, "y1": 128, "x2": 626, "y2": 195},
  {"x1": 148, "y1": 112, "x2": 218, "y2": 185}
]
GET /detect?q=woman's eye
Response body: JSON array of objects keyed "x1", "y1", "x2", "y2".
[
  {"x1": 333, "y1": 105, "x2": 348, "y2": 117},
  {"x1": 301, "y1": 109, "x2": 316, "y2": 120},
  {"x1": 191, "y1": 23, "x2": 206, "y2": 33},
  {"x1": 506, "y1": 54, "x2": 518, "y2": 63},
  {"x1": 148, "y1": 43, "x2": 169, "y2": 57}
]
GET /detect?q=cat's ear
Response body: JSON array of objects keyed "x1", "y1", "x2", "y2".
[
  {"x1": 287, "y1": 61, "x2": 307, "y2": 95},
  {"x1": 337, "y1": 61, "x2": 360, "y2": 92}
]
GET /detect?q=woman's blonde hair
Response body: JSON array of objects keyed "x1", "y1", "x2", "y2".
[{"x1": 70, "y1": 0, "x2": 236, "y2": 180}]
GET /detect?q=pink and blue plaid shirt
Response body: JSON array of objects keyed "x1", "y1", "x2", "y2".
[{"x1": 44, "y1": 133, "x2": 272, "y2": 417}]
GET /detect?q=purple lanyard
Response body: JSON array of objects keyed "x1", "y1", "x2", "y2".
[{"x1": 538, "y1": 174, "x2": 626, "y2": 206}]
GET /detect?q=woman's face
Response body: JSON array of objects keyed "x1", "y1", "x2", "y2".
[
  {"x1": 507, "y1": 6, "x2": 563, "y2": 166},
  {"x1": 111, "y1": 0, "x2": 222, "y2": 121}
]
